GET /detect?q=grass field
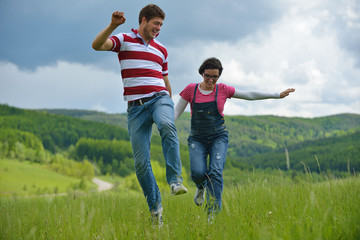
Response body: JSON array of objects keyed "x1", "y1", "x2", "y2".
[
  {"x1": 1, "y1": 173, "x2": 359, "y2": 239},
  {"x1": 0, "y1": 159, "x2": 95, "y2": 197}
]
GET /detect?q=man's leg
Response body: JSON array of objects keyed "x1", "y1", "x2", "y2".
[
  {"x1": 127, "y1": 105, "x2": 162, "y2": 212},
  {"x1": 152, "y1": 95, "x2": 183, "y2": 185}
]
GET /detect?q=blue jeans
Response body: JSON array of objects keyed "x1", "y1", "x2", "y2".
[
  {"x1": 127, "y1": 94, "x2": 183, "y2": 212},
  {"x1": 188, "y1": 135, "x2": 228, "y2": 213}
]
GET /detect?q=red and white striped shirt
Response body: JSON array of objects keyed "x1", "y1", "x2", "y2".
[{"x1": 109, "y1": 29, "x2": 169, "y2": 101}]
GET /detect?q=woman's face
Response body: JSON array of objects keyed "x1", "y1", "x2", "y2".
[{"x1": 201, "y1": 69, "x2": 220, "y2": 91}]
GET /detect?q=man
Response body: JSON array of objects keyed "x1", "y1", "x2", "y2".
[{"x1": 92, "y1": 4, "x2": 187, "y2": 225}]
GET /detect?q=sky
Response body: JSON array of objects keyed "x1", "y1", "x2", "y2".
[{"x1": 0, "y1": 0, "x2": 359, "y2": 118}]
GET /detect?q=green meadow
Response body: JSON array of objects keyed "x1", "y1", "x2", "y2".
[
  {"x1": 1, "y1": 164, "x2": 359, "y2": 239},
  {"x1": 1, "y1": 105, "x2": 359, "y2": 239},
  {"x1": 0, "y1": 159, "x2": 96, "y2": 198}
]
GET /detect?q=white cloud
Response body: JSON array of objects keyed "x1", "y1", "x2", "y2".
[
  {"x1": 168, "y1": 0, "x2": 360, "y2": 117},
  {"x1": 0, "y1": 61, "x2": 127, "y2": 113},
  {"x1": 1, "y1": 0, "x2": 359, "y2": 118}
]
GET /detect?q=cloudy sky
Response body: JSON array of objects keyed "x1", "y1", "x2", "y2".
[{"x1": 1, "y1": 0, "x2": 359, "y2": 118}]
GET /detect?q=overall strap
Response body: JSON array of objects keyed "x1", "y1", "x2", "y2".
[
  {"x1": 214, "y1": 84, "x2": 218, "y2": 102},
  {"x1": 192, "y1": 84, "x2": 199, "y2": 103},
  {"x1": 191, "y1": 83, "x2": 199, "y2": 108}
]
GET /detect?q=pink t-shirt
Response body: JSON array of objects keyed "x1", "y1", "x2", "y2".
[{"x1": 179, "y1": 83, "x2": 235, "y2": 116}]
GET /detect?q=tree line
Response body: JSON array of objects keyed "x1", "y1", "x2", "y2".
[
  {"x1": 48, "y1": 108, "x2": 360, "y2": 159},
  {"x1": 1, "y1": 104, "x2": 359, "y2": 176},
  {"x1": 239, "y1": 131, "x2": 360, "y2": 173},
  {"x1": 0, "y1": 104, "x2": 190, "y2": 177},
  {"x1": 0, "y1": 104, "x2": 129, "y2": 152}
]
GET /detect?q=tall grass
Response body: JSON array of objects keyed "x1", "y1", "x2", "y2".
[{"x1": 1, "y1": 175, "x2": 359, "y2": 239}]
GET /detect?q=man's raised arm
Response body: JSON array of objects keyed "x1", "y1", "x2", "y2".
[{"x1": 92, "y1": 11, "x2": 126, "y2": 51}]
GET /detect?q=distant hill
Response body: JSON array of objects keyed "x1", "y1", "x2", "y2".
[
  {"x1": 223, "y1": 114, "x2": 360, "y2": 158},
  {"x1": 0, "y1": 105, "x2": 129, "y2": 152},
  {"x1": 44, "y1": 109, "x2": 128, "y2": 130},
  {"x1": 240, "y1": 131, "x2": 360, "y2": 173},
  {"x1": 0, "y1": 104, "x2": 190, "y2": 176},
  {"x1": 2, "y1": 104, "x2": 359, "y2": 174},
  {"x1": 43, "y1": 108, "x2": 360, "y2": 159}
]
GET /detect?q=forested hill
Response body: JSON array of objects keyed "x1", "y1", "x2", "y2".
[
  {"x1": 2, "y1": 104, "x2": 359, "y2": 174},
  {"x1": 43, "y1": 108, "x2": 360, "y2": 159},
  {"x1": 241, "y1": 131, "x2": 360, "y2": 172},
  {"x1": 223, "y1": 114, "x2": 360, "y2": 158},
  {"x1": 0, "y1": 104, "x2": 129, "y2": 152},
  {"x1": 0, "y1": 104, "x2": 189, "y2": 176}
]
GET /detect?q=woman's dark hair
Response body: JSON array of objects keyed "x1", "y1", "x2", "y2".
[
  {"x1": 198, "y1": 57, "x2": 223, "y2": 76},
  {"x1": 138, "y1": 4, "x2": 165, "y2": 24}
]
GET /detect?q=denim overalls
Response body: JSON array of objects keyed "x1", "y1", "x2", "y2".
[{"x1": 188, "y1": 84, "x2": 229, "y2": 213}]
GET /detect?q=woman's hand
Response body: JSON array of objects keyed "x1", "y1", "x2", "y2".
[{"x1": 280, "y1": 88, "x2": 295, "y2": 98}]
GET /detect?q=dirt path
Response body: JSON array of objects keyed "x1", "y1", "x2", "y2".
[
  {"x1": 9, "y1": 178, "x2": 113, "y2": 198},
  {"x1": 92, "y1": 177, "x2": 114, "y2": 191}
]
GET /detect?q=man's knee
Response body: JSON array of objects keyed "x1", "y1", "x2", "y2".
[
  {"x1": 158, "y1": 120, "x2": 177, "y2": 137},
  {"x1": 135, "y1": 160, "x2": 149, "y2": 176}
]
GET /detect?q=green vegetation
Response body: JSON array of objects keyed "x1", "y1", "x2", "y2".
[
  {"x1": 224, "y1": 114, "x2": 360, "y2": 158},
  {"x1": 241, "y1": 131, "x2": 360, "y2": 172},
  {"x1": 1, "y1": 104, "x2": 359, "y2": 239},
  {"x1": 1, "y1": 104, "x2": 359, "y2": 198},
  {"x1": 0, "y1": 105, "x2": 129, "y2": 153},
  {"x1": 0, "y1": 158, "x2": 95, "y2": 197},
  {"x1": 41, "y1": 106, "x2": 360, "y2": 174},
  {"x1": 45, "y1": 109, "x2": 360, "y2": 158},
  {"x1": 0, "y1": 104, "x2": 191, "y2": 177},
  {"x1": 1, "y1": 173, "x2": 359, "y2": 239},
  {"x1": 75, "y1": 138, "x2": 134, "y2": 176}
]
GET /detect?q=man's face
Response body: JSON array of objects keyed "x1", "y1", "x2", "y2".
[{"x1": 143, "y1": 17, "x2": 163, "y2": 41}]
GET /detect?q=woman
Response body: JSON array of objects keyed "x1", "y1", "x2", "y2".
[{"x1": 174, "y1": 57, "x2": 295, "y2": 218}]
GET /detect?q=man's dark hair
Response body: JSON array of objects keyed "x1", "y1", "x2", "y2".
[
  {"x1": 139, "y1": 4, "x2": 165, "y2": 24},
  {"x1": 198, "y1": 57, "x2": 224, "y2": 76}
]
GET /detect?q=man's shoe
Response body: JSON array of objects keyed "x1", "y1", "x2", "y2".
[
  {"x1": 151, "y1": 207, "x2": 163, "y2": 227},
  {"x1": 170, "y1": 182, "x2": 188, "y2": 195},
  {"x1": 194, "y1": 187, "x2": 205, "y2": 206}
]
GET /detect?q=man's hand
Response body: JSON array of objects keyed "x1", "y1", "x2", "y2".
[
  {"x1": 280, "y1": 88, "x2": 295, "y2": 98},
  {"x1": 111, "y1": 11, "x2": 126, "y2": 26},
  {"x1": 92, "y1": 11, "x2": 126, "y2": 51}
]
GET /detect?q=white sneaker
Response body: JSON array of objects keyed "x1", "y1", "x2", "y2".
[
  {"x1": 208, "y1": 214, "x2": 215, "y2": 224},
  {"x1": 194, "y1": 187, "x2": 206, "y2": 206},
  {"x1": 170, "y1": 182, "x2": 188, "y2": 195},
  {"x1": 151, "y1": 207, "x2": 163, "y2": 227}
]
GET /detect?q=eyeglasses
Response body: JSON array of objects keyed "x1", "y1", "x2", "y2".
[{"x1": 203, "y1": 74, "x2": 220, "y2": 80}]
